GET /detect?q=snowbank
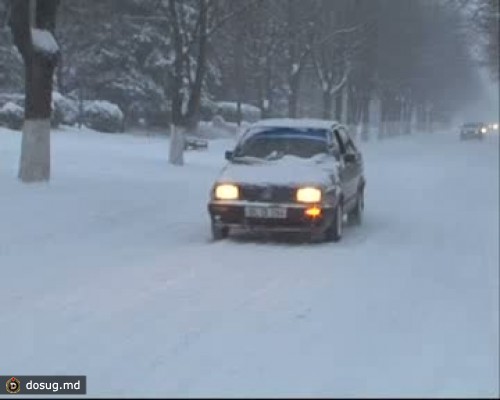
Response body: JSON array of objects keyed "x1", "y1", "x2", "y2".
[{"x1": 0, "y1": 127, "x2": 498, "y2": 397}]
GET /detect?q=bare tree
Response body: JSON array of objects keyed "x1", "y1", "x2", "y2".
[
  {"x1": 168, "y1": 0, "x2": 252, "y2": 129},
  {"x1": 311, "y1": 1, "x2": 360, "y2": 120},
  {"x1": 282, "y1": 0, "x2": 319, "y2": 118}
]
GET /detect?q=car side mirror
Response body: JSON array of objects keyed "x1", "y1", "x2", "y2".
[
  {"x1": 225, "y1": 151, "x2": 234, "y2": 161},
  {"x1": 344, "y1": 153, "x2": 356, "y2": 163}
]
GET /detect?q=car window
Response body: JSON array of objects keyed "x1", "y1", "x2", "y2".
[
  {"x1": 235, "y1": 127, "x2": 329, "y2": 159},
  {"x1": 326, "y1": 130, "x2": 339, "y2": 153}
]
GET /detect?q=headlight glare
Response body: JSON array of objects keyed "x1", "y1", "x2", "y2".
[
  {"x1": 296, "y1": 187, "x2": 322, "y2": 203},
  {"x1": 215, "y1": 184, "x2": 239, "y2": 200}
]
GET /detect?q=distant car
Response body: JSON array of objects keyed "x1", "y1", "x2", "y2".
[
  {"x1": 460, "y1": 122, "x2": 487, "y2": 140},
  {"x1": 207, "y1": 118, "x2": 366, "y2": 242},
  {"x1": 184, "y1": 137, "x2": 208, "y2": 150},
  {"x1": 487, "y1": 122, "x2": 499, "y2": 131}
]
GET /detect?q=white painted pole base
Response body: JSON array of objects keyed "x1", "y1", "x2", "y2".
[
  {"x1": 18, "y1": 119, "x2": 51, "y2": 182},
  {"x1": 168, "y1": 124, "x2": 185, "y2": 166}
]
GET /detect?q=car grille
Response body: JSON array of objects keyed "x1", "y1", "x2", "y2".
[{"x1": 239, "y1": 185, "x2": 295, "y2": 203}]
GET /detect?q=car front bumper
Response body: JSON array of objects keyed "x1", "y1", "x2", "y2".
[{"x1": 208, "y1": 201, "x2": 334, "y2": 233}]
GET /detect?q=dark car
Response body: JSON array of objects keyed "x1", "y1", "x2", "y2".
[
  {"x1": 207, "y1": 118, "x2": 366, "y2": 242},
  {"x1": 460, "y1": 122, "x2": 487, "y2": 140},
  {"x1": 184, "y1": 136, "x2": 208, "y2": 150}
]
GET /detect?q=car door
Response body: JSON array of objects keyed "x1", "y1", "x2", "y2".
[
  {"x1": 320, "y1": 130, "x2": 340, "y2": 203},
  {"x1": 334, "y1": 127, "x2": 357, "y2": 209},
  {"x1": 345, "y1": 136, "x2": 363, "y2": 191}
]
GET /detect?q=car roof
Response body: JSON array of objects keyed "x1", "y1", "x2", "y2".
[{"x1": 251, "y1": 118, "x2": 340, "y2": 130}]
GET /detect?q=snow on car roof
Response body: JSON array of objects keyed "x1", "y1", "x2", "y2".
[{"x1": 252, "y1": 118, "x2": 339, "y2": 130}]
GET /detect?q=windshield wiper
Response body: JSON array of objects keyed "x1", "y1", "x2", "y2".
[{"x1": 231, "y1": 155, "x2": 264, "y2": 164}]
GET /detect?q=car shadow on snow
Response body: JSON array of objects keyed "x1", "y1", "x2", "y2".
[
  {"x1": 228, "y1": 230, "x2": 317, "y2": 245},
  {"x1": 211, "y1": 218, "x2": 374, "y2": 247}
]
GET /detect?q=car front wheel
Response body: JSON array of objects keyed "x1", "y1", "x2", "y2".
[
  {"x1": 325, "y1": 201, "x2": 343, "y2": 242},
  {"x1": 211, "y1": 223, "x2": 229, "y2": 240}
]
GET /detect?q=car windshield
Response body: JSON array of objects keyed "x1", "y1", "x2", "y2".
[{"x1": 234, "y1": 127, "x2": 330, "y2": 159}]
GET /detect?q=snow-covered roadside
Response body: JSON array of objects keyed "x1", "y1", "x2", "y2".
[{"x1": 0, "y1": 126, "x2": 498, "y2": 397}]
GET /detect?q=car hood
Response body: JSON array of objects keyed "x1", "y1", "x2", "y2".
[{"x1": 217, "y1": 154, "x2": 339, "y2": 187}]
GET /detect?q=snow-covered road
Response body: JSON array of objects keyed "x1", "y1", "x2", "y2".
[{"x1": 1, "y1": 127, "x2": 498, "y2": 397}]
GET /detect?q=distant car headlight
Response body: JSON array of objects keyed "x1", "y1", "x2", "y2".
[
  {"x1": 296, "y1": 187, "x2": 322, "y2": 203},
  {"x1": 214, "y1": 184, "x2": 239, "y2": 200},
  {"x1": 493, "y1": 123, "x2": 499, "y2": 130},
  {"x1": 481, "y1": 127, "x2": 487, "y2": 133}
]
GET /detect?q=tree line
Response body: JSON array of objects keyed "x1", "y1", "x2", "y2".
[
  {"x1": 2, "y1": 1, "x2": 494, "y2": 130},
  {"x1": 0, "y1": 0, "x2": 497, "y2": 181}
]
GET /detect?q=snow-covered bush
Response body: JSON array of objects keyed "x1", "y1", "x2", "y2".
[
  {"x1": 0, "y1": 102, "x2": 24, "y2": 130},
  {"x1": 214, "y1": 102, "x2": 261, "y2": 123},
  {"x1": 211, "y1": 114, "x2": 228, "y2": 129},
  {"x1": 193, "y1": 115, "x2": 250, "y2": 139},
  {"x1": 0, "y1": 92, "x2": 80, "y2": 129},
  {"x1": 52, "y1": 92, "x2": 79, "y2": 126},
  {"x1": 83, "y1": 100, "x2": 124, "y2": 133},
  {"x1": 200, "y1": 98, "x2": 217, "y2": 121},
  {"x1": 0, "y1": 93, "x2": 24, "y2": 108}
]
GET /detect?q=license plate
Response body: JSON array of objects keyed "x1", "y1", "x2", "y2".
[{"x1": 244, "y1": 206, "x2": 287, "y2": 219}]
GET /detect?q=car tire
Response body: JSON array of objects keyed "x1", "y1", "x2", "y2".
[
  {"x1": 349, "y1": 188, "x2": 364, "y2": 226},
  {"x1": 325, "y1": 201, "x2": 343, "y2": 242},
  {"x1": 211, "y1": 223, "x2": 229, "y2": 240}
]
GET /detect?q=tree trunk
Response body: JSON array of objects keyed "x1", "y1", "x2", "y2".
[
  {"x1": 168, "y1": 124, "x2": 184, "y2": 166},
  {"x1": 168, "y1": 0, "x2": 184, "y2": 127},
  {"x1": 264, "y1": 57, "x2": 273, "y2": 117},
  {"x1": 10, "y1": 0, "x2": 60, "y2": 183},
  {"x1": 334, "y1": 88, "x2": 343, "y2": 122},
  {"x1": 234, "y1": 17, "x2": 244, "y2": 126},
  {"x1": 378, "y1": 94, "x2": 387, "y2": 140},
  {"x1": 322, "y1": 90, "x2": 333, "y2": 119},
  {"x1": 288, "y1": 75, "x2": 300, "y2": 118},
  {"x1": 347, "y1": 85, "x2": 361, "y2": 139},
  {"x1": 360, "y1": 95, "x2": 370, "y2": 142},
  {"x1": 403, "y1": 101, "x2": 412, "y2": 134},
  {"x1": 184, "y1": 0, "x2": 208, "y2": 130},
  {"x1": 20, "y1": 55, "x2": 57, "y2": 181}
]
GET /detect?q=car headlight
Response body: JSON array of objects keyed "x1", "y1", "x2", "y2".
[
  {"x1": 481, "y1": 127, "x2": 487, "y2": 133},
  {"x1": 214, "y1": 184, "x2": 239, "y2": 200},
  {"x1": 296, "y1": 187, "x2": 322, "y2": 203},
  {"x1": 493, "y1": 123, "x2": 499, "y2": 130}
]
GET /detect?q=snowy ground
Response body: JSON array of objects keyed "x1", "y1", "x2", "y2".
[{"x1": 1, "y1": 126, "x2": 498, "y2": 397}]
